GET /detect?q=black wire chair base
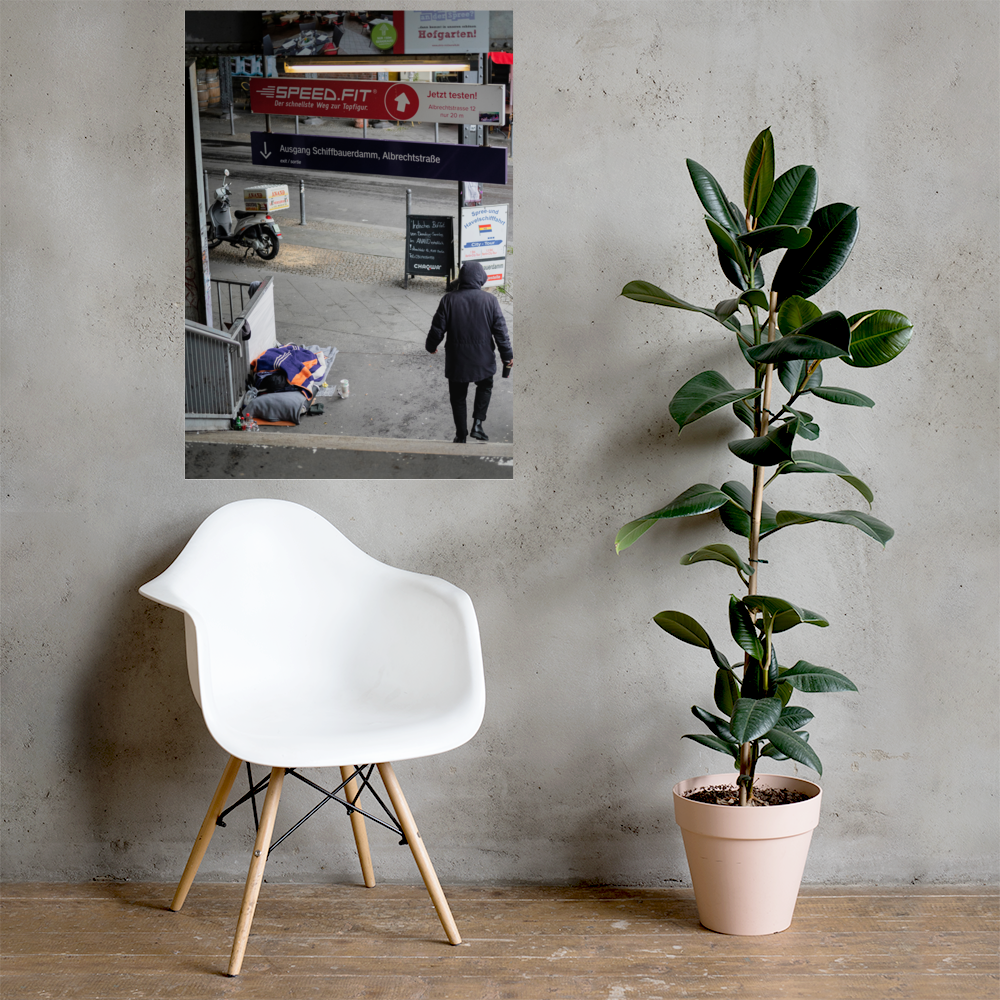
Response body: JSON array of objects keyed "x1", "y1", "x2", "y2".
[{"x1": 215, "y1": 763, "x2": 407, "y2": 857}]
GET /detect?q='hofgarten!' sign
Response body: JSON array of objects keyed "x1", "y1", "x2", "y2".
[
  {"x1": 251, "y1": 132, "x2": 507, "y2": 185},
  {"x1": 394, "y1": 10, "x2": 491, "y2": 54}
]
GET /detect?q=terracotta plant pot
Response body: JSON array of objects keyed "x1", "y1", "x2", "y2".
[{"x1": 672, "y1": 772, "x2": 822, "y2": 935}]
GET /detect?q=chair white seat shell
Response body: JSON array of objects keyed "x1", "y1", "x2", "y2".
[{"x1": 139, "y1": 498, "x2": 486, "y2": 975}]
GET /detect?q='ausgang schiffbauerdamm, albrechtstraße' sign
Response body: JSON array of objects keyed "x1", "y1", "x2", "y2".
[
  {"x1": 249, "y1": 78, "x2": 505, "y2": 126},
  {"x1": 250, "y1": 132, "x2": 508, "y2": 185}
]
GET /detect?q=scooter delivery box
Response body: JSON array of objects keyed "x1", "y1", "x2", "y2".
[{"x1": 243, "y1": 185, "x2": 290, "y2": 212}]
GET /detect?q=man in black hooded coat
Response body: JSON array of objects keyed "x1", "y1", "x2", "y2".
[{"x1": 426, "y1": 261, "x2": 513, "y2": 443}]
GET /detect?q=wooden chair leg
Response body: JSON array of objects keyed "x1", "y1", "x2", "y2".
[
  {"x1": 170, "y1": 754, "x2": 243, "y2": 912},
  {"x1": 227, "y1": 766, "x2": 285, "y2": 977},
  {"x1": 376, "y1": 761, "x2": 461, "y2": 945},
  {"x1": 340, "y1": 765, "x2": 376, "y2": 888}
]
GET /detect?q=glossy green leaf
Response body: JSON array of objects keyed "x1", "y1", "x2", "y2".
[
  {"x1": 844, "y1": 310, "x2": 913, "y2": 368},
  {"x1": 620, "y1": 281, "x2": 740, "y2": 332},
  {"x1": 653, "y1": 610, "x2": 713, "y2": 648},
  {"x1": 614, "y1": 518, "x2": 657, "y2": 552},
  {"x1": 705, "y1": 216, "x2": 749, "y2": 279},
  {"x1": 680, "y1": 543, "x2": 754, "y2": 578},
  {"x1": 778, "y1": 705, "x2": 815, "y2": 729},
  {"x1": 809, "y1": 385, "x2": 875, "y2": 407},
  {"x1": 682, "y1": 733, "x2": 740, "y2": 757},
  {"x1": 738, "y1": 224, "x2": 811, "y2": 256},
  {"x1": 729, "y1": 594, "x2": 764, "y2": 659},
  {"x1": 692, "y1": 705, "x2": 736, "y2": 742},
  {"x1": 730, "y1": 697, "x2": 782, "y2": 743},
  {"x1": 780, "y1": 660, "x2": 858, "y2": 693},
  {"x1": 669, "y1": 371, "x2": 763, "y2": 430},
  {"x1": 797, "y1": 420, "x2": 821, "y2": 440},
  {"x1": 778, "y1": 295, "x2": 823, "y2": 336},
  {"x1": 719, "y1": 480, "x2": 777, "y2": 538},
  {"x1": 744, "y1": 127, "x2": 775, "y2": 218},
  {"x1": 732, "y1": 398, "x2": 756, "y2": 430},
  {"x1": 742, "y1": 647, "x2": 779, "y2": 698},
  {"x1": 777, "y1": 450, "x2": 874, "y2": 505},
  {"x1": 728, "y1": 421, "x2": 797, "y2": 466},
  {"x1": 707, "y1": 637, "x2": 732, "y2": 673},
  {"x1": 718, "y1": 246, "x2": 765, "y2": 292},
  {"x1": 746, "y1": 311, "x2": 852, "y2": 364},
  {"x1": 714, "y1": 668, "x2": 741, "y2": 715},
  {"x1": 772, "y1": 203, "x2": 860, "y2": 304},
  {"x1": 739, "y1": 289, "x2": 770, "y2": 311},
  {"x1": 779, "y1": 358, "x2": 823, "y2": 395},
  {"x1": 772, "y1": 508, "x2": 894, "y2": 546},
  {"x1": 742, "y1": 595, "x2": 829, "y2": 629},
  {"x1": 715, "y1": 297, "x2": 740, "y2": 322},
  {"x1": 764, "y1": 726, "x2": 823, "y2": 774},
  {"x1": 615, "y1": 484, "x2": 734, "y2": 553},
  {"x1": 721, "y1": 480, "x2": 754, "y2": 510},
  {"x1": 649, "y1": 483, "x2": 735, "y2": 518},
  {"x1": 758, "y1": 165, "x2": 818, "y2": 229},
  {"x1": 686, "y1": 159, "x2": 744, "y2": 234}
]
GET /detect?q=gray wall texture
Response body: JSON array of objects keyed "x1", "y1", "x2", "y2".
[{"x1": 2, "y1": 1, "x2": 998, "y2": 886}]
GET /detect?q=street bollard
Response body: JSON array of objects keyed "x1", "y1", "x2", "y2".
[
  {"x1": 300, "y1": 179, "x2": 306, "y2": 226},
  {"x1": 404, "y1": 189, "x2": 412, "y2": 289}
]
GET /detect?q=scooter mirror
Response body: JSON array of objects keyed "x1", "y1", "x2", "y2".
[{"x1": 224, "y1": 169, "x2": 230, "y2": 177}]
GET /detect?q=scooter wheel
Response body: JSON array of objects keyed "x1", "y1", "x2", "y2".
[
  {"x1": 207, "y1": 237, "x2": 222, "y2": 249},
  {"x1": 255, "y1": 229, "x2": 279, "y2": 261}
]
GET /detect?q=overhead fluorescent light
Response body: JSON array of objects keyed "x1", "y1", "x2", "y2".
[{"x1": 284, "y1": 55, "x2": 471, "y2": 74}]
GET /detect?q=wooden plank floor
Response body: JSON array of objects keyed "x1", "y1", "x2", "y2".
[{"x1": 1, "y1": 882, "x2": 996, "y2": 999}]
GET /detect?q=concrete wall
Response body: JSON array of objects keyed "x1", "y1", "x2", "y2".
[{"x1": 2, "y1": 1, "x2": 997, "y2": 886}]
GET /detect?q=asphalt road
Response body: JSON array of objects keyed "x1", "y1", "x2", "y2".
[{"x1": 200, "y1": 138, "x2": 514, "y2": 237}]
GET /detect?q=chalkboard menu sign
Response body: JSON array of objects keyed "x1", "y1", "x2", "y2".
[{"x1": 405, "y1": 215, "x2": 454, "y2": 279}]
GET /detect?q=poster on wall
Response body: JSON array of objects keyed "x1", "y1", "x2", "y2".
[
  {"x1": 460, "y1": 204, "x2": 508, "y2": 262},
  {"x1": 393, "y1": 10, "x2": 491, "y2": 55}
]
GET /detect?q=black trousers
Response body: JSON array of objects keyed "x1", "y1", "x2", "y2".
[{"x1": 448, "y1": 376, "x2": 493, "y2": 439}]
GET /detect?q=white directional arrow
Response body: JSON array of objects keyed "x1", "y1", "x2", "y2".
[
  {"x1": 261, "y1": 142, "x2": 272, "y2": 159},
  {"x1": 394, "y1": 92, "x2": 411, "y2": 115}
]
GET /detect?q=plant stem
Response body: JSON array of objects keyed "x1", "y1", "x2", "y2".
[{"x1": 740, "y1": 289, "x2": 780, "y2": 806}]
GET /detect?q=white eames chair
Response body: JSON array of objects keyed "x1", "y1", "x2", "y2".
[{"x1": 139, "y1": 499, "x2": 486, "y2": 976}]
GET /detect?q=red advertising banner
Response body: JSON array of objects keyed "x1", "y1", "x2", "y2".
[{"x1": 249, "y1": 78, "x2": 505, "y2": 125}]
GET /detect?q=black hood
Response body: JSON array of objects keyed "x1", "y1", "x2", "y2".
[{"x1": 457, "y1": 261, "x2": 487, "y2": 289}]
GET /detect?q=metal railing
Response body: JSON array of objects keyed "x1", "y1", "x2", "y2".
[
  {"x1": 211, "y1": 277, "x2": 256, "y2": 331},
  {"x1": 185, "y1": 318, "x2": 247, "y2": 429},
  {"x1": 186, "y1": 277, "x2": 275, "y2": 431}
]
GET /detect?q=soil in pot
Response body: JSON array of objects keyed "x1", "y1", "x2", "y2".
[{"x1": 683, "y1": 784, "x2": 811, "y2": 806}]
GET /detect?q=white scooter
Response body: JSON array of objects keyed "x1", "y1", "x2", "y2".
[{"x1": 206, "y1": 169, "x2": 281, "y2": 260}]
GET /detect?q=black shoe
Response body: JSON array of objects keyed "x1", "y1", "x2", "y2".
[
  {"x1": 470, "y1": 419, "x2": 488, "y2": 441},
  {"x1": 453, "y1": 434, "x2": 467, "y2": 443}
]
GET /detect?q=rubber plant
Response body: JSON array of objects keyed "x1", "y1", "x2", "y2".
[{"x1": 617, "y1": 129, "x2": 912, "y2": 806}]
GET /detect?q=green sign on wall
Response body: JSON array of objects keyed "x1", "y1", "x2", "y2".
[{"x1": 371, "y1": 22, "x2": 397, "y2": 50}]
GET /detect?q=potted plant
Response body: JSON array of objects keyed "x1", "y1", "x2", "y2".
[{"x1": 616, "y1": 129, "x2": 912, "y2": 934}]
